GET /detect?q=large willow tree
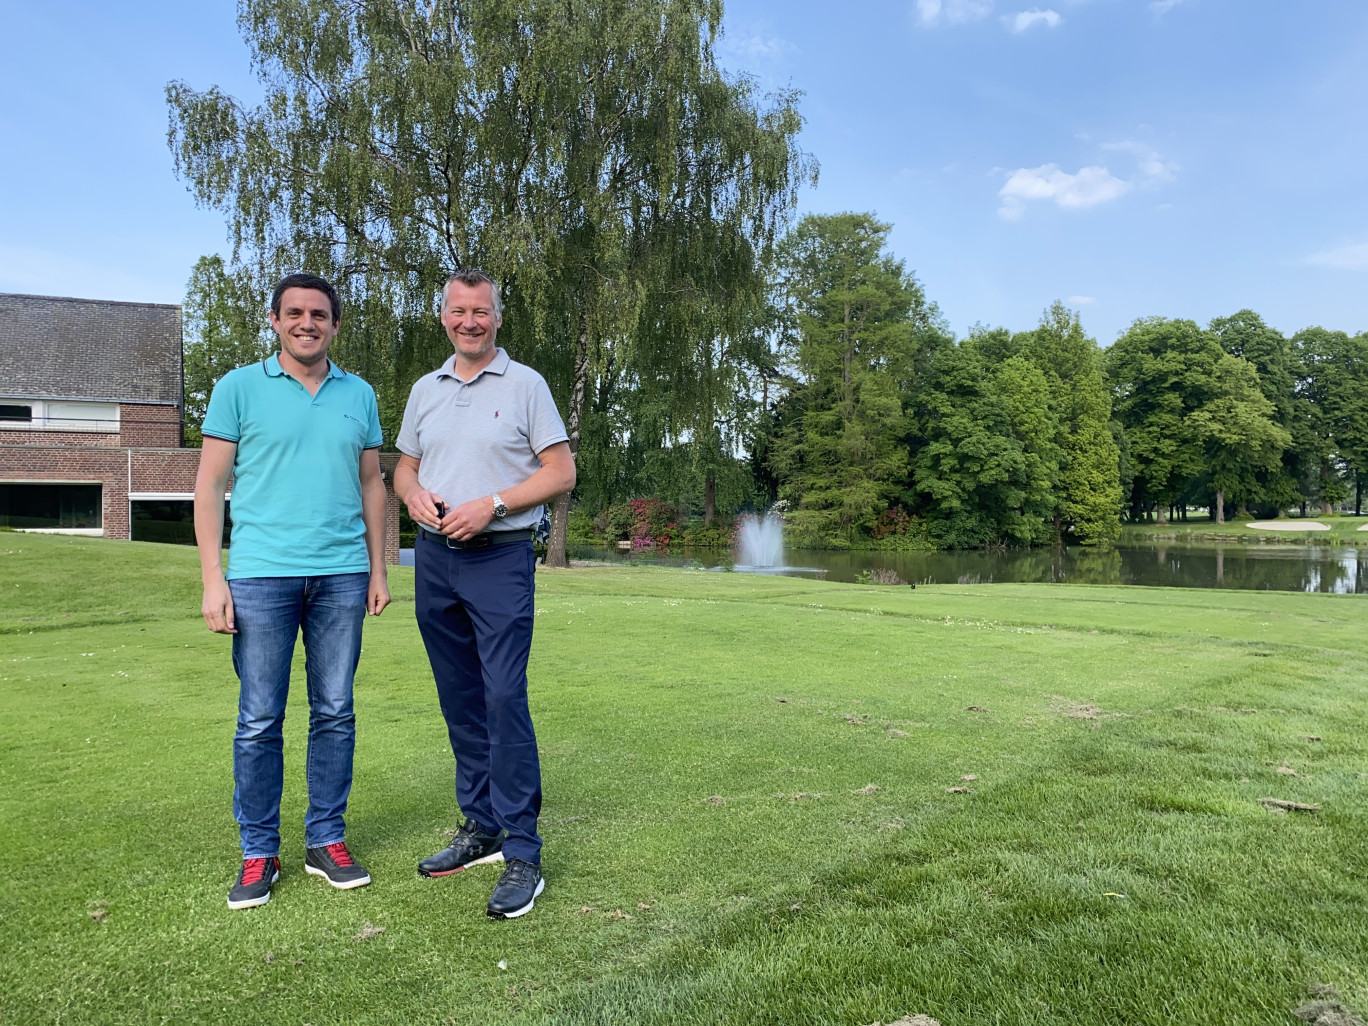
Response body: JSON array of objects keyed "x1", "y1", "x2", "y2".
[{"x1": 167, "y1": 0, "x2": 812, "y2": 565}]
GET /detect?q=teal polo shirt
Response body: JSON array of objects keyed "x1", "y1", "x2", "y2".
[{"x1": 203, "y1": 354, "x2": 383, "y2": 579}]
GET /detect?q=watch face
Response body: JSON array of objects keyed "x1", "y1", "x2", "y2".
[{"x1": 493, "y1": 495, "x2": 508, "y2": 518}]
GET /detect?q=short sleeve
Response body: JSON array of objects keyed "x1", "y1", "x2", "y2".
[
  {"x1": 396, "y1": 379, "x2": 424, "y2": 458},
  {"x1": 363, "y1": 386, "x2": 383, "y2": 449},
  {"x1": 526, "y1": 376, "x2": 569, "y2": 455},
  {"x1": 201, "y1": 372, "x2": 242, "y2": 442}
]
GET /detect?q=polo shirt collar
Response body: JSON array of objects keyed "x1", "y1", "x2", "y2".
[
  {"x1": 265, "y1": 353, "x2": 346, "y2": 379},
  {"x1": 436, "y1": 347, "x2": 510, "y2": 382}
]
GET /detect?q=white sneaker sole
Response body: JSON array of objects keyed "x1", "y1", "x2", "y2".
[
  {"x1": 421, "y1": 850, "x2": 505, "y2": 877},
  {"x1": 487, "y1": 876, "x2": 545, "y2": 919},
  {"x1": 304, "y1": 864, "x2": 372, "y2": 889},
  {"x1": 227, "y1": 868, "x2": 280, "y2": 909}
]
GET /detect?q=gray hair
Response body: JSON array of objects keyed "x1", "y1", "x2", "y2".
[{"x1": 441, "y1": 268, "x2": 502, "y2": 319}]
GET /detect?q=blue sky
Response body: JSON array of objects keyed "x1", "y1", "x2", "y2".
[{"x1": 2, "y1": 0, "x2": 1365, "y2": 344}]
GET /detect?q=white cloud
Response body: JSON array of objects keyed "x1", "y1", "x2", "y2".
[
  {"x1": 1003, "y1": 8, "x2": 1061, "y2": 33},
  {"x1": 721, "y1": 27, "x2": 792, "y2": 64},
  {"x1": 1149, "y1": 0, "x2": 1186, "y2": 13},
  {"x1": 916, "y1": 0, "x2": 994, "y2": 28},
  {"x1": 998, "y1": 141, "x2": 1177, "y2": 219},
  {"x1": 1306, "y1": 243, "x2": 1368, "y2": 272},
  {"x1": 999, "y1": 164, "x2": 1130, "y2": 219},
  {"x1": 1067, "y1": 295, "x2": 1097, "y2": 306},
  {"x1": 1102, "y1": 140, "x2": 1178, "y2": 183}
]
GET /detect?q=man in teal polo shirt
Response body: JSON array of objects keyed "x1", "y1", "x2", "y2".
[{"x1": 194, "y1": 273, "x2": 390, "y2": 910}]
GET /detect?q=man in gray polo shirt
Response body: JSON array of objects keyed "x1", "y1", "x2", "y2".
[{"x1": 394, "y1": 268, "x2": 575, "y2": 919}]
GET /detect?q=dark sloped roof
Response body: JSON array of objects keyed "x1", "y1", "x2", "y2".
[{"x1": 0, "y1": 293, "x2": 183, "y2": 405}]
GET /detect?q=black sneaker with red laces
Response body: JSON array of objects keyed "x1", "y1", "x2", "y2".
[
  {"x1": 304, "y1": 841, "x2": 371, "y2": 889},
  {"x1": 228, "y1": 856, "x2": 281, "y2": 909}
]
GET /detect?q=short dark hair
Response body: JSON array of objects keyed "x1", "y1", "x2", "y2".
[
  {"x1": 442, "y1": 269, "x2": 502, "y2": 319},
  {"x1": 271, "y1": 273, "x2": 341, "y2": 324}
]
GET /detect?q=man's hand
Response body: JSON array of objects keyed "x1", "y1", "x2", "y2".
[
  {"x1": 440, "y1": 496, "x2": 495, "y2": 540},
  {"x1": 202, "y1": 578, "x2": 237, "y2": 634},
  {"x1": 368, "y1": 572, "x2": 391, "y2": 616},
  {"x1": 404, "y1": 488, "x2": 447, "y2": 529}
]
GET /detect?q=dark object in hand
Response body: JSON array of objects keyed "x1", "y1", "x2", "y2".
[{"x1": 434, "y1": 501, "x2": 447, "y2": 522}]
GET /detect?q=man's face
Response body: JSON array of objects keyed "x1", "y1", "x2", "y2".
[
  {"x1": 269, "y1": 287, "x2": 338, "y2": 366},
  {"x1": 441, "y1": 281, "x2": 501, "y2": 363}
]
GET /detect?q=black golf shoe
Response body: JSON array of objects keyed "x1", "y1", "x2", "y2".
[
  {"x1": 304, "y1": 841, "x2": 372, "y2": 889},
  {"x1": 486, "y1": 858, "x2": 544, "y2": 919},
  {"x1": 419, "y1": 821, "x2": 505, "y2": 877},
  {"x1": 228, "y1": 856, "x2": 281, "y2": 909}
]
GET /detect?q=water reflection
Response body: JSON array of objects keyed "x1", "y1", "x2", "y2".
[{"x1": 565, "y1": 542, "x2": 1368, "y2": 593}]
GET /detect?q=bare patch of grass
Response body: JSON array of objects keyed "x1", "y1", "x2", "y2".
[
  {"x1": 1260, "y1": 797, "x2": 1319, "y2": 812},
  {"x1": 854, "y1": 783, "x2": 881, "y2": 795},
  {"x1": 352, "y1": 922, "x2": 386, "y2": 942},
  {"x1": 1295, "y1": 984, "x2": 1365, "y2": 1026}
]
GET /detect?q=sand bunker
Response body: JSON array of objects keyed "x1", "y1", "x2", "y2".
[{"x1": 1247, "y1": 521, "x2": 1330, "y2": 531}]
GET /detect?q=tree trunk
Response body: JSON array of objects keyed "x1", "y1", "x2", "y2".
[
  {"x1": 544, "y1": 313, "x2": 591, "y2": 569},
  {"x1": 1321, "y1": 459, "x2": 1333, "y2": 516},
  {"x1": 1157, "y1": 504, "x2": 1168, "y2": 525},
  {"x1": 704, "y1": 471, "x2": 716, "y2": 526},
  {"x1": 1180, "y1": 505, "x2": 1188, "y2": 522},
  {"x1": 1356, "y1": 475, "x2": 1362, "y2": 516},
  {"x1": 1215, "y1": 489, "x2": 1225, "y2": 525}
]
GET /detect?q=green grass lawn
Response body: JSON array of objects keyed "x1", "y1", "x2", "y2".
[
  {"x1": 1121, "y1": 515, "x2": 1368, "y2": 545},
  {"x1": 3, "y1": 535, "x2": 1368, "y2": 1025}
]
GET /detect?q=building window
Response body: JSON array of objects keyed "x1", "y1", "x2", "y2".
[
  {"x1": 0, "y1": 483, "x2": 102, "y2": 529},
  {"x1": 131, "y1": 500, "x2": 231, "y2": 547},
  {"x1": 0, "y1": 399, "x2": 119, "y2": 432}
]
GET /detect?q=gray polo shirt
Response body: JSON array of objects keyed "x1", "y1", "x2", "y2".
[{"x1": 397, "y1": 348, "x2": 568, "y2": 532}]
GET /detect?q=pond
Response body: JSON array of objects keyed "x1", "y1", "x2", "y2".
[{"x1": 551, "y1": 541, "x2": 1368, "y2": 594}]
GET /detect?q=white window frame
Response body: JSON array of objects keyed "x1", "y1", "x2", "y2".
[{"x1": 0, "y1": 399, "x2": 120, "y2": 433}]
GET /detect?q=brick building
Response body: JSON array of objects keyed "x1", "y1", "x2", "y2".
[{"x1": 0, "y1": 292, "x2": 400, "y2": 564}]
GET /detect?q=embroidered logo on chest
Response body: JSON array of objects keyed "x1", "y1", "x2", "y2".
[{"x1": 494, "y1": 410, "x2": 500, "y2": 418}]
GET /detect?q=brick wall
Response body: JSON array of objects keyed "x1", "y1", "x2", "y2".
[
  {"x1": 0, "y1": 428, "x2": 119, "y2": 447},
  {"x1": 0, "y1": 447, "x2": 131, "y2": 540},
  {"x1": 2, "y1": 444, "x2": 404, "y2": 565},
  {"x1": 129, "y1": 449, "x2": 202, "y2": 492},
  {"x1": 120, "y1": 404, "x2": 181, "y2": 447},
  {"x1": 379, "y1": 453, "x2": 401, "y2": 567}
]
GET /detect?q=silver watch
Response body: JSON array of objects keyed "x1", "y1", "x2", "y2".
[{"x1": 491, "y1": 493, "x2": 508, "y2": 519}]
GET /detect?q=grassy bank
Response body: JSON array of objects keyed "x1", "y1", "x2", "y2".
[
  {"x1": 3, "y1": 535, "x2": 1368, "y2": 1025},
  {"x1": 1121, "y1": 515, "x2": 1368, "y2": 545}
]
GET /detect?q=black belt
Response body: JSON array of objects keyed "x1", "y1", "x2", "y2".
[{"x1": 420, "y1": 526, "x2": 532, "y2": 550}]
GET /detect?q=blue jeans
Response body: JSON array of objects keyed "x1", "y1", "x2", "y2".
[
  {"x1": 414, "y1": 535, "x2": 542, "y2": 863},
  {"x1": 228, "y1": 573, "x2": 368, "y2": 857}
]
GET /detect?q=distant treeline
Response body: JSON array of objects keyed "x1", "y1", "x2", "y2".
[{"x1": 752, "y1": 213, "x2": 1367, "y2": 549}]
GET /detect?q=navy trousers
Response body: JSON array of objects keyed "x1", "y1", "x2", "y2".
[{"x1": 414, "y1": 533, "x2": 542, "y2": 863}]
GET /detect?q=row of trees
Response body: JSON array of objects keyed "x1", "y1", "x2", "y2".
[
  {"x1": 172, "y1": 0, "x2": 1368, "y2": 553},
  {"x1": 754, "y1": 213, "x2": 1368, "y2": 549}
]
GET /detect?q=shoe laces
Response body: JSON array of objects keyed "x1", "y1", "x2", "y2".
[
  {"x1": 500, "y1": 858, "x2": 538, "y2": 887},
  {"x1": 453, "y1": 822, "x2": 493, "y2": 850},
  {"x1": 241, "y1": 857, "x2": 274, "y2": 885},
  {"x1": 324, "y1": 842, "x2": 355, "y2": 868}
]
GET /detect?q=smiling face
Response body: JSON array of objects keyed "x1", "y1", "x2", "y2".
[
  {"x1": 268, "y1": 287, "x2": 339, "y2": 367},
  {"x1": 441, "y1": 280, "x2": 502, "y2": 368}
]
